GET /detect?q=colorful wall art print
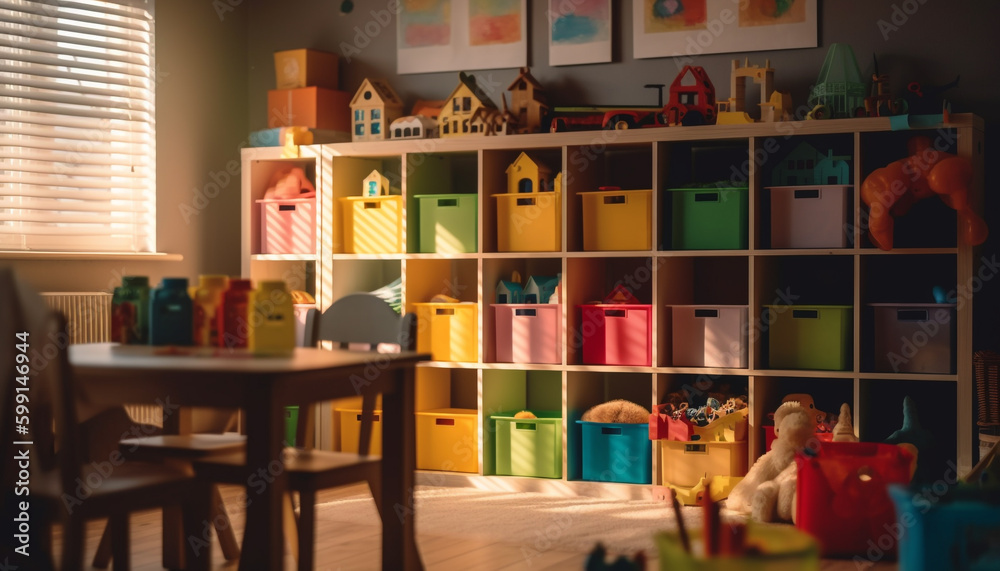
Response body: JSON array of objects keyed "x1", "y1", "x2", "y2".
[
  {"x1": 632, "y1": 0, "x2": 817, "y2": 60},
  {"x1": 398, "y1": 0, "x2": 527, "y2": 74},
  {"x1": 548, "y1": 0, "x2": 612, "y2": 66}
]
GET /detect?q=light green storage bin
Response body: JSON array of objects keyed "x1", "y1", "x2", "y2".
[
  {"x1": 415, "y1": 194, "x2": 478, "y2": 253},
  {"x1": 492, "y1": 411, "x2": 562, "y2": 478},
  {"x1": 766, "y1": 305, "x2": 852, "y2": 370},
  {"x1": 667, "y1": 186, "x2": 748, "y2": 250},
  {"x1": 284, "y1": 406, "x2": 299, "y2": 447}
]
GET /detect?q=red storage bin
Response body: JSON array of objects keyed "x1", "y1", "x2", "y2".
[
  {"x1": 795, "y1": 442, "x2": 914, "y2": 556},
  {"x1": 578, "y1": 304, "x2": 651, "y2": 366}
]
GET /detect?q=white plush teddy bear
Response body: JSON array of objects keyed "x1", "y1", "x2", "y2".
[{"x1": 726, "y1": 401, "x2": 817, "y2": 522}]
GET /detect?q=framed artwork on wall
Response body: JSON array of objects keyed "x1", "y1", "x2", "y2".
[
  {"x1": 632, "y1": 0, "x2": 817, "y2": 60},
  {"x1": 397, "y1": 0, "x2": 527, "y2": 74},
  {"x1": 548, "y1": 0, "x2": 612, "y2": 66}
]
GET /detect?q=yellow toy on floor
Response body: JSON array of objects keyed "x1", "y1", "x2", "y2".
[{"x1": 726, "y1": 400, "x2": 816, "y2": 522}]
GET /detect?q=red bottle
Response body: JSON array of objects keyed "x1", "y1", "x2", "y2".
[{"x1": 218, "y1": 279, "x2": 253, "y2": 349}]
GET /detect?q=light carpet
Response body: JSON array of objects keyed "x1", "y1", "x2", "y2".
[{"x1": 315, "y1": 486, "x2": 710, "y2": 554}]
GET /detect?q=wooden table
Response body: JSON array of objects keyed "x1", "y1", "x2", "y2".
[{"x1": 69, "y1": 343, "x2": 428, "y2": 570}]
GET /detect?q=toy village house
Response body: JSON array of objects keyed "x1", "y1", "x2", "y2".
[
  {"x1": 438, "y1": 72, "x2": 500, "y2": 137},
  {"x1": 506, "y1": 152, "x2": 561, "y2": 194},
  {"x1": 505, "y1": 67, "x2": 548, "y2": 134},
  {"x1": 524, "y1": 275, "x2": 560, "y2": 304},
  {"x1": 362, "y1": 169, "x2": 389, "y2": 197},
  {"x1": 350, "y1": 78, "x2": 404, "y2": 142},
  {"x1": 771, "y1": 142, "x2": 850, "y2": 186}
]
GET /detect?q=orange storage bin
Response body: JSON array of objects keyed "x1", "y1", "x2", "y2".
[
  {"x1": 416, "y1": 408, "x2": 478, "y2": 473},
  {"x1": 335, "y1": 407, "x2": 382, "y2": 454},
  {"x1": 267, "y1": 86, "x2": 351, "y2": 131},
  {"x1": 341, "y1": 195, "x2": 403, "y2": 253},
  {"x1": 494, "y1": 191, "x2": 561, "y2": 252},
  {"x1": 581, "y1": 188, "x2": 652, "y2": 251},
  {"x1": 413, "y1": 302, "x2": 478, "y2": 362}
]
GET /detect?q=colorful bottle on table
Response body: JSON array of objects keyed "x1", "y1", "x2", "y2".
[
  {"x1": 192, "y1": 274, "x2": 229, "y2": 347},
  {"x1": 218, "y1": 278, "x2": 253, "y2": 349},
  {"x1": 149, "y1": 278, "x2": 192, "y2": 346},
  {"x1": 248, "y1": 280, "x2": 295, "y2": 355},
  {"x1": 111, "y1": 275, "x2": 150, "y2": 344}
]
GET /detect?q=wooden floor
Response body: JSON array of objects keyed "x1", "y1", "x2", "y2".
[{"x1": 54, "y1": 484, "x2": 896, "y2": 570}]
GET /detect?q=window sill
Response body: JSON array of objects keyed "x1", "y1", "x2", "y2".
[{"x1": 0, "y1": 251, "x2": 183, "y2": 262}]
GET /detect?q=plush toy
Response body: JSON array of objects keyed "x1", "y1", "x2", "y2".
[
  {"x1": 884, "y1": 396, "x2": 938, "y2": 483},
  {"x1": 727, "y1": 401, "x2": 817, "y2": 522},
  {"x1": 514, "y1": 410, "x2": 536, "y2": 419},
  {"x1": 581, "y1": 399, "x2": 650, "y2": 424},
  {"x1": 264, "y1": 166, "x2": 316, "y2": 199}
]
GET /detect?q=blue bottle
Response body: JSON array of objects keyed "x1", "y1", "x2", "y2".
[{"x1": 150, "y1": 278, "x2": 193, "y2": 346}]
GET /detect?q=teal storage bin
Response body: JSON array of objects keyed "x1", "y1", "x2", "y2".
[
  {"x1": 667, "y1": 186, "x2": 747, "y2": 250},
  {"x1": 284, "y1": 405, "x2": 299, "y2": 447},
  {"x1": 415, "y1": 193, "x2": 478, "y2": 253},
  {"x1": 577, "y1": 421, "x2": 651, "y2": 484},
  {"x1": 766, "y1": 305, "x2": 852, "y2": 370},
  {"x1": 888, "y1": 484, "x2": 1000, "y2": 571},
  {"x1": 493, "y1": 411, "x2": 562, "y2": 478}
]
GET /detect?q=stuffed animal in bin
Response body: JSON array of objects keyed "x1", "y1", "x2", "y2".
[
  {"x1": 264, "y1": 166, "x2": 315, "y2": 199},
  {"x1": 581, "y1": 399, "x2": 650, "y2": 424},
  {"x1": 726, "y1": 401, "x2": 817, "y2": 522}
]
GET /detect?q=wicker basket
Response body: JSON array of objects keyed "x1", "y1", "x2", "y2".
[{"x1": 975, "y1": 350, "x2": 1000, "y2": 428}]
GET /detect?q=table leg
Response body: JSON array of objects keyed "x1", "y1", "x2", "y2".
[
  {"x1": 239, "y1": 383, "x2": 287, "y2": 571},
  {"x1": 379, "y1": 366, "x2": 422, "y2": 570}
]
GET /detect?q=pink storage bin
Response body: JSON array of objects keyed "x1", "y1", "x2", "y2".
[
  {"x1": 258, "y1": 197, "x2": 316, "y2": 254},
  {"x1": 578, "y1": 304, "x2": 651, "y2": 366},
  {"x1": 493, "y1": 304, "x2": 561, "y2": 364},
  {"x1": 669, "y1": 305, "x2": 748, "y2": 368},
  {"x1": 769, "y1": 185, "x2": 850, "y2": 248}
]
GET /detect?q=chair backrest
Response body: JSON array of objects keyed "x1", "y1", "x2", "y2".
[{"x1": 307, "y1": 293, "x2": 414, "y2": 351}]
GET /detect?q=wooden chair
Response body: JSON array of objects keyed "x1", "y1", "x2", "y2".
[
  {"x1": 0, "y1": 267, "x2": 212, "y2": 570},
  {"x1": 193, "y1": 292, "x2": 414, "y2": 570}
]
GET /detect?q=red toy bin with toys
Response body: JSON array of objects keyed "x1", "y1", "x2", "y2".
[
  {"x1": 578, "y1": 304, "x2": 651, "y2": 366},
  {"x1": 768, "y1": 185, "x2": 851, "y2": 248},
  {"x1": 257, "y1": 197, "x2": 316, "y2": 254},
  {"x1": 795, "y1": 441, "x2": 914, "y2": 556}
]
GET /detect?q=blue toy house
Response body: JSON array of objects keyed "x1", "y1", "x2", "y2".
[
  {"x1": 496, "y1": 279, "x2": 524, "y2": 304},
  {"x1": 524, "y1": 275, "x2": 560, "y2": 304}
]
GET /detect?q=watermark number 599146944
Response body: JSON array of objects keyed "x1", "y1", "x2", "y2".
[{"x1": 13, "y1": 331, "x2": 32, "y2": 558}]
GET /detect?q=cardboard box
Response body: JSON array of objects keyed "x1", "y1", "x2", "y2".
[
  {"x1": 273, "y1": 49, "x2": 338, "y2": 90},
  {"x1": 267, "y1": 87, "x2": 351, "y2": 132}
]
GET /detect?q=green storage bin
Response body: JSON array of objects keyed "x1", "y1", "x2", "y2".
[
  {"x1": 284, "y1": 405, "x2": 299, "y2": 447},
  {"x1": 766, "y1": 305, "x2": 852, "y2": 370},
  {"x1": 416, "y1": 193, "x2": 478, "y2": 253},
  {"x1": 667, "y1": 186, "x2": 748, "y2": 250},
  {"x1": 492, "y1": 411, "x2": 562, "y2": 478}
]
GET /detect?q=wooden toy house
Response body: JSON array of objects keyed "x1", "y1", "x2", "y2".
[
  {"x1": 506, "y1": 152, "x2": 557, "y2": 194},
  {"x1": 438, "y1": 72, "x2": 498, "y2": 137},
  {"x1": 350, "y1": 78, "x2": 404, "y2": 142},
  {"x1": 505, "y1": 67, "x2": 548, "y2": 134},
  {"x1": 524, "y1": 275, "x2": 560, "y2": 304},
  {"x1": 362, "y1": 169, "x2": 389, "y2": 197},
  {"x1": 390, "y1": 115, "x2": 438, "y2": 139}
]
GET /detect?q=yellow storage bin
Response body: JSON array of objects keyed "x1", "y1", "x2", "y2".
[
  {"x1": 494, "y1": 191, "x2": 561, "y2": 252},
  {"x1": 340, "y1": 195, "x2": 403, "y2": 253},
  {"x1": 581, "y1": 188, "x2": 652, "y2": 251},
  {"x1": 335, "y1": 407, "x2": 382, "y2": 454},
  {"x1": 660, "y1": 440, "x2": 747, "y2": 488},
  {"x1": 416, "y1": 408, "x2": 479, "y2": 473},
  {"x1": 413, "y1": 302, "x2": 478, "y2": 362}
]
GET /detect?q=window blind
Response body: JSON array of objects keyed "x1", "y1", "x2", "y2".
[{"x1": 0, "y1": 0, "x2": 155, "y2": 253}]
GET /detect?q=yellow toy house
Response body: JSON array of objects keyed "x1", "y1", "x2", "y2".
[
  {"x1": 350, "y1": 78, "x2": 404, "y2": 142},
  {"x1": 438, "y1": 72, "x2": 498, "y2": 137},
  {"x1": 506, "y1": 152, "x2": 558, "y2": 194}
]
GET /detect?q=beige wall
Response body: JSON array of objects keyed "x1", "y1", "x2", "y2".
[{"x1": 7, "y1": 0, "x2": 248, "y2": 293}]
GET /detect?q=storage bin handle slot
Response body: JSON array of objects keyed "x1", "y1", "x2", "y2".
[
  {"x1": 436, "y1": 308, "x2": 455, "y2": 315},
  {"x1": 603, "y1": 195, "x2": 626, "y2": 205},
  {"x1": 694, "y1": 309, "x2": 719, "y2": 318},
  {"x1": 515, "y1": 309, "x2": 536, "y2": 317},
  {"x1": 792, "y1": 309, "x2": 819, "y2": 319},
  {"x1": 516, "y1": 198, "x2": 535, "y2": 206},
  {"x1": 897, "y1": 309, "x2": 929, "y2": 322},
  {"x1": 601, "y1": 427, "x2": 622, "y2": 435},
  {"x1": 794, "y1": 189, "x2": 820, "y2": 199},
  {"x1": 435, "y1": 418, "x2": 455, "y2": 426},
  {"x1": 694, "y1": 192, "x2": 719, "y2": 202},
  {"x1": 437, "y1": 198, "x2": 458, "y2": 207},
  {"x1": 278, "y1": 204, "x2": 297, "y2": 212},
  {"x1": 684, "y1": 443, "x2": 707, "y2": 453},
  {"x1": 515, "y1": 422, "x2": 536, "y2": 431},
  {"x1": 604, "y1": 309, "x2": 626, "y2": 318},
  {"x1": 363, "y1": 202, "x2": 380, "y2": 209},
  {"x1": 356, "y1": 414, "x2": 380, "y2": 422}
]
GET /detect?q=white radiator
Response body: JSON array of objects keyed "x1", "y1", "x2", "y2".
[{"x1": 40, "y1": 292, "x2": 162, "y2": 427}]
